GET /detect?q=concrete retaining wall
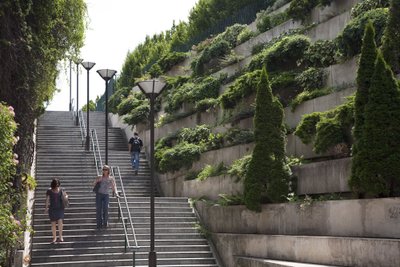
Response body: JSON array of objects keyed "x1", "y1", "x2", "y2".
[
  {"x1": 197, "y1": 197, "x2": 400, "y2": 239},
  {"x1": 212, "y1": 232, "x2": 400, "y2": 267}
]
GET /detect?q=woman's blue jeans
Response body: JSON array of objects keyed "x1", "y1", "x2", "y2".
[{"x1": 96, "y1": 193, "x2": 109, "y2": 228}]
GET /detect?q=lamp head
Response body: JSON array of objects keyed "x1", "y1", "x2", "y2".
[
  {"x1": 137, "y1": 78, "x2": 166, "y2": 97},
  {"x1": 81, "y1": 61, "x2": 96, "y2": 71},
  {"x1": 97, "y1": 69, "x2": 117, "y2": 81}
]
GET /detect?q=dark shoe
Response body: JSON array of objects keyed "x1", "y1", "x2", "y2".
[{"x1": 135, "y1": 170, "x2": 138, "y2": 175}]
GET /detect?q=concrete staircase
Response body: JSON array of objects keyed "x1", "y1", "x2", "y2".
[{"x1": 31, "y1": 111, "x2": 219, "y2": 267}]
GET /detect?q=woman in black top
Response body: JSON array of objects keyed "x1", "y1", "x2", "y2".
[{"x1": 45, "y1": 178, "x2": 66, "y2": 243}]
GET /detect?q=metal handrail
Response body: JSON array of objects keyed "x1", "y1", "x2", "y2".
[
  {"x1": 71, "y1": 99, "x2": 75, "y2": 119},
  {"x1": 78, "y1": 110, "x2": 86, "y2": 146},
  {"x1": 90, "y1": 129, "x2": 103, "y2": 176},
  {"x1": 111, "y1": 166, "x2": 139, "y2": 266}
]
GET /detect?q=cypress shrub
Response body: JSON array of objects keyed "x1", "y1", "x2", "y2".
[
  {"x1": 358, "y1": 52, "x2": 400, "y2": 196},
  {"x1": 350, "y1": 21, "x2": 378, "y2": 194},
  {"x1": 381, "y1": 0, "x2": 400, "y2": 74},
  {"x1": 244, "y1": 68, "x2": 289, "y2": 211}
]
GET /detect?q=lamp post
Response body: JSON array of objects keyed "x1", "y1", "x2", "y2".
[
  {"x1": 137, "y1": 79, "x2": 166, "y2": 267},
  {"x1": 81, "y1": 61, "x2": 96, "y2": 151},
  {"x1": 69, "y1": 59, "x2": 72, "y2": 111},
  {"x1": 75, "y1": 59, "x2": 83, "y2": 125},
  {"x1": 96, "y1": 69, "x2": 117, "y2": 165}
]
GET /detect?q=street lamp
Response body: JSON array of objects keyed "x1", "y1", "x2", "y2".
[
  {"x1": 137, "y1": 78, "x2": 166, "y2": 267},
  {"x1": 96, "y1": 69, "x2": 117, "y2": 165},
  {"x1": 81, "y1": 61, "x2": 96, "y2": 151},
  {"x1": 75, "y1": 58, "x2": 83, "y2": 125},
  {"x1": 69, "y1": 59, "x2": 72, "y2": 111}
]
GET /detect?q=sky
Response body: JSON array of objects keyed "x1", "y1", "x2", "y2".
[{"x1": 47, "y1": 0, "x2": 198, "y2": 111}]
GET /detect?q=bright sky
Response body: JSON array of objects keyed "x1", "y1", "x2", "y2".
[{"x1": 47, "y1": 0, "x2": 198, "y2": 111}]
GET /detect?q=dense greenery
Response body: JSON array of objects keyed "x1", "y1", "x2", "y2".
[
  {"x1": 244, "y1": 68, "x2": 289, "y2": 211},
  {"x1": 294, "y1": 97, "x2": 354, "y2": 154},
  {"x1": 0, "y1": 104, "x2": 21, "y2": 266},
  {"x1": 350, "y1": 0, "x2": 390, "y2": 18},
  {"x1": 355, "y1": 52, "x2": 400, "y2": 196},
  {"x1": 287, "y1": 0, "x2": 333, "y2": 22},
  {"x1": 0, "y1": 1, "x2": 85, "y2": 265},
  {"x1": 338, "y1": 8, "x2": 388, "y2": 57},
  {"x1": 350, "y1": 22, "x2": 378, "y2": 196},
  {"x1": 381, "y1": 0, "x2": 400, "y2": 74}
]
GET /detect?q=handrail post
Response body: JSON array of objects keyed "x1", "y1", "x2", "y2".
[{"x1": 132, "y1": 251, "x2": 136, "y2": 267}]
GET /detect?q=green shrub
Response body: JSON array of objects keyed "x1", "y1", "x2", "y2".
[
  {"x1": 116, "y1": 93, "x2": 146, "y2": 116},
  {"x1": 216, "y1": 194, "x2": 244, "y2": 206},
  {"x1": 244, "y1": 68, "x2": 290, "y2": 211},
  {"x1": 157, "y1": 51, "x2": 187, "y2": 73},
  {"x1": 123, "y1": 103, "x2": 150, "y2": 125},
  {"x1": 213, "y1": 24, "x2": 247, "y2": 48},
  {"x1": 228, "y1": 154, "x2": 252, "y2": 182},
  {"x1": 237, "y1": 27, "x2": 255, "y2": 44},
  {"x1": 220, "y1": 70, "x2": 262, "y2": 109},
  {"x1": 223, "y1": 128, "x2": 254, "y2": 146},
  {"x1": 195, "y1": 98, "x2": 219, "y2": 112},
  {"x1": 248, "y1": 35, "x2": 311, "y2": 72},
  {"x1": 338, "y1": 8, "x2": 388, "y2": 57},
  {"x1": 287, "y1": 0, "x2": 333, "y2": 22},
  {"x1": 270, "y1": 71, "x2": 302, "y2": 106},
  {"x1": 165, "y1": 76, "x2": 220, "y2": 113},
  {"x1": 157, "y1": 142, "x2": 202, "y2": 173},
  {"x1": 295, "y1": 98, "x2": 354, "y2": 153},
  {"x1": 350, "y1": 21, "x2": 378, "y2": 195},
  {"x1": 381, "y1": 0, "x2": 400, "y2": 74},
  {"x1": 301, "y1": 39, "x2": 338, "y2": 67},
  {"x1": 351, "y1": 0, "x2": 390, "y2": 18},
  {"x1": 256, "y1": 11, "x2": 289, "y2": 33},
  {"x1": 196, "y1": 162, "x2": 227, "y2": 181},
  {"x1": 355, "y1": 52, "x2": 400, "y2": 197},
  {"x1": 295, "y1": 67, "x2": 326, "y2": 91},
  {"x1": 191, "y1": 40, "x2": 231, "y2": 76},
  {"x1": 290, "y1": 87, "x2": 333, "y2": 111},
  {"x1": 179, "y1": 125, "x2": 211, "y2": 145}
]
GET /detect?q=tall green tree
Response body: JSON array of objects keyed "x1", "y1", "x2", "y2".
[
  {"x1": 381, "y1": 0, "x2": 400, "y2": 74},
  {"x1": 359, "y1": 52, "x2": 400, "y2": 196},
  {"x1": 349, "y1": 21, "x2": 378, "y2": 195},
  {"x1": 244, "y1": 67, "x2": 289, "y2": 211}
]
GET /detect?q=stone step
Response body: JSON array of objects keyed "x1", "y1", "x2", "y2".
[{"x1": 235, "y1": 257, "x2": 342, "y2": 267}]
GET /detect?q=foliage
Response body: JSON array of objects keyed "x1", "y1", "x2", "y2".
[
  {"x1": 215, "y1": 194, "x2": 244, "y2": 206},
  {"x1": 290, "y1": 87, "x2": 333, "y2": 111},
  {"x1": 223, "y1": 128, "x2": 254, "y2": 146},
  {"x1": 355, "y1": 52, "x2": 400, "y2": 197},
  {"x1": 191, "y1": 40, "x2": 231, "y2": 76},
  {"x1": 248, "y1": 35, "x2": 311, "y2": 72},
  {"x1": 82, "y1": 100, "x2": 96, "y2": 112},
  {"x1": 350, "y1": 21, "x2": 378, "y2": 195},
  {"x1": 108, "y1": 87, "x2": 132, "y2": 114},
  {"x1": 157, "y1": 51, "x2": 187, "y2": 73},
  {"x1": 381, "y1": 0, "x2": 400, "y2": 74},
  {"x1": 196, "y1": 162, "x2": 227, "y2": 181},
  {"x1": 220, "y1": 70, "x2": 261, "y2": 109},
  {"x1": 116, "y1": 93, "x2": 147, "y2": 116},
  {"x1": 195, "y1": 98, "x2": 220, "y2": 112},
  {"x1": 157, "y1": 142, "x2": 202, "y2": 173},
  {"x1": 287, "y1": 0, "x2": 333, "y2": 22},
  {"x1": 294, "y1": 98, "x2": 354, "y2": 153},
  {"x1": 295, "y1": 67, "x2": 326, "y2": 91},
  {"x1": 244, "y1": 68, "x2": 290, "y2": 211},
  {"x1": 0, "y1": 104, "x2": 23, "y2": 266},
  {"x1": 0, "y1": 1, "x2": 85, "y2": 264},
  {"x1": 122, "y1": 103, "x2": 150, "y2": 126},
  {"x1": 256, "y1": 10, "x2": 289, "y2": 33},
  {"x1": 351, "y1": 0, "x2": 390, "y2": 18},
  {"x1": 338, "y1": 8, "x2": 388, "y2": 58},
  {"x1": 270, "y1": 71, "x2": 302, "y2": 106},
  {"x1": 228, "y1": 154, "x2": 252, "y2": 182},
  {"x1": 301, "y1": 39, "x2": 338, "y2": 67},
  {"x1": 165, "y1": 76, "x2": 221, "y2": 113},
  {"x1": 236, "y1": 27, "x2": 255, "y2": 44}
]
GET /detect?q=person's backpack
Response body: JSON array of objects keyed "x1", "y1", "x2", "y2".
[{"x1": 130, "y1": 137, "x2": 142, "y2": 152}]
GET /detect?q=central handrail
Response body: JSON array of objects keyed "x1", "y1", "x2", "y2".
[
  {"x1": 90, "y1": 129, "x2": 103, "y2": 176},
  {"x1": 78, "y1": 110, "x2": 86, "y2": 147},
  {"x1": 111, "y1": 166, "x2": 139, "y2": 252}
]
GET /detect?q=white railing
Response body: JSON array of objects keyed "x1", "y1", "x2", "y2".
[
  {"x1": 90, "y1": 129, "x2": 103, "y2": 176},
  {"x1": 78, "y1": 110, "x2": 86, "y2": 147}
]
